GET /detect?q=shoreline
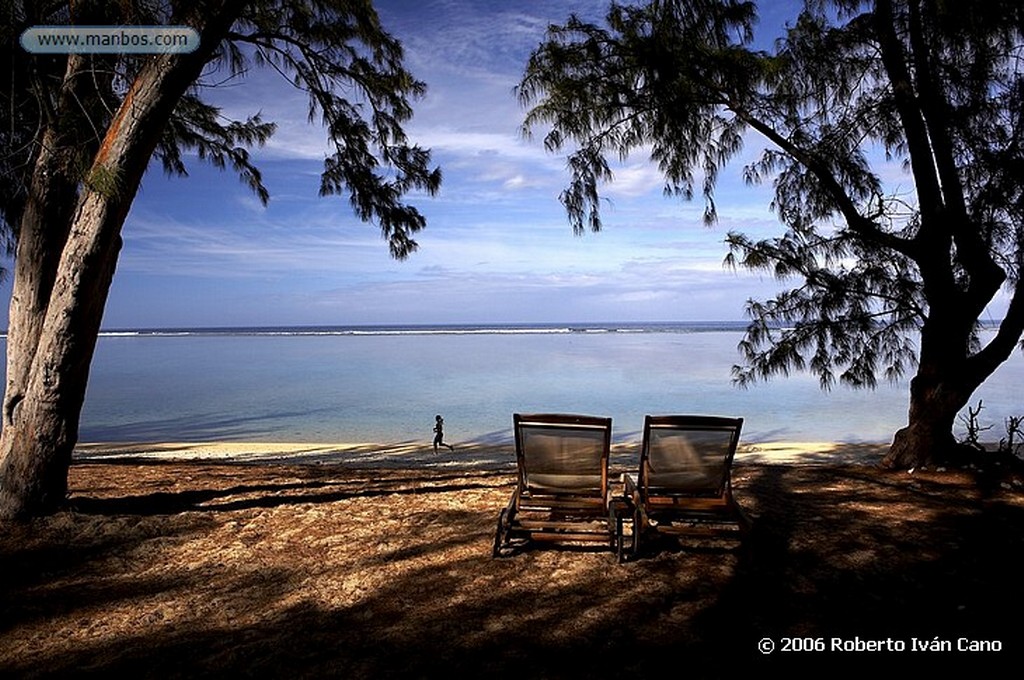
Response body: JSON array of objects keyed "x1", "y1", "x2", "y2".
[{"x1": 73, "y1": 439, "x2": 893, "y2": 469}]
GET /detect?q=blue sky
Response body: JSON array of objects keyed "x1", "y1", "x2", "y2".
[{"x1": 2, "y1": 0, "x2": 930, "y2": 329}]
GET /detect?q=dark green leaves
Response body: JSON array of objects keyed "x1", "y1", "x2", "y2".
[
  {"x1": 3, "y1": 0, "x2": 440, "y2": 261},
  {"x1": 519, "y1": 1, "x2": 759, "y2": 233},
  {"x1": 521, "y1": 0, "x2": 1024, "y2": 390},
  {"x1": 221, "y1": 0, "x2": 441, "y2": 259},
  {"x1": 156, "y1": 95, "x2": 276, "y2": 205},
  {"x1": 726, "y1": 228, "x2": 923, "y2": 389}
]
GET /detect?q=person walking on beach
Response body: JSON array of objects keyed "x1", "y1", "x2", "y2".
[{"x1": 433, "y1": 414, "x2": 455, "y2": 453}]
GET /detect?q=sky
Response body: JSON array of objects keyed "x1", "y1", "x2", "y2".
[{"x1": 1, "y1": 0, "x2": 921, "y2": 329}]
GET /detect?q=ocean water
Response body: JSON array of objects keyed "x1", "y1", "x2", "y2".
[{"x1": 2, "y1": 322, "x2": 1023, "y2": 445}]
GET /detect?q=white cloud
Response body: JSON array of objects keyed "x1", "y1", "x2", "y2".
[
  {"x1": 602, "y1": 162, "x2": 666, "y2": 199},
  {"x1": 3, "y1": 0, "x2": 798, "y2": 331}
]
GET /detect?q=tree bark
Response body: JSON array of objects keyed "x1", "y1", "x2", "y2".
[
  {"x1": 0, "y1": 198, "x2": 122, "y2": 516},
  {"x1": 3, "y1": 53, "x2": 100, "y2": 430},
  {"x1": 0, "y1": 2, "x2": 244, "y2": 519},
  {"x1": 881, "y1": 308, "x2": 1013, "y2": 469},
  {"x1": 883, "y1": 372, "x2": 966, "y2": 469}
]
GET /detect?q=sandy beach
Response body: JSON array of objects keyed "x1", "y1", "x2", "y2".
[
  {"x1": 72, "y1": 438, "x2": 892, "y2": 468},
  {"x1": 3, "y1": 440, "x2": 1023, "y2": 676}
]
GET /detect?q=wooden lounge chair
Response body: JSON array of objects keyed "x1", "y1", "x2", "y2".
[
  {"x1": 493, "y1": 413, "x2": 616, "y2": 556},
  {"x1": 619, "y1": 415, "x2": 751, "y2": 561}
]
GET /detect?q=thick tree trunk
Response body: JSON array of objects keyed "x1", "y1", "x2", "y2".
[
  {"x1": 883, "y1": 378, "x2": 963, "y2": 469},
  {"x1": 882, "y1": 344, "x2": 979, "y2": 470},
  {"x1": 0, "y1": 191, "x2": 124, "y2": 516},
  {"x1": 0, "y1": 3, "x2": 242, "y2": 519},
  {"x1": 3, "y1": 54, "x2": 99, "y2": 429},
  {"x1": 2, "y1": 133, "x2": 77, "y2": 428},
  {"x1": 0, "y1": 55, "x2": 106, "y2": 516},
  {"x1": 883, "y1": 267, "x2": 1024, "y2": 470}
]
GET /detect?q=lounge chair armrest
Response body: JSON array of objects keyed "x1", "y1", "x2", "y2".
[{"x1": 503, "y1": 483, "x2": 520, "y2": 510}]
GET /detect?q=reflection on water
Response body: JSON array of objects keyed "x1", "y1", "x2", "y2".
[{"x1": 3, "y1": 325, "x2": 1022, "y2": 445}]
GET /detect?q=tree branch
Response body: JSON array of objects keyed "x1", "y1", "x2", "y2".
[
  {"x1": 968, "y1": 278, "x2": 1024, "y2": 379},
  {"x1": 730, "y1": 105, "x2": 916, "y2": 257}
]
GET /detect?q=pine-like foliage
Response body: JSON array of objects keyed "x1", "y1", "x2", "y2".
[
  {"x1": 1, "y1": 0, "x2": 440, "y2": 260},
  {"x1": 519, "y1": 0, "x2": 1024, "y2": 394}
]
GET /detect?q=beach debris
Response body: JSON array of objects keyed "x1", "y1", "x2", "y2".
[
  {"x1": 998, "y1": 415, "x2": 1024, "y2": 458},
  {"x1": 956, "y1": 400, "x2": 992, "y2": 452}
]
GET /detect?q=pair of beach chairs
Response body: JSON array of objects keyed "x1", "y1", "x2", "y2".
[{"x1": 492, "y1": 413, "x2": 751, "y2": 562}]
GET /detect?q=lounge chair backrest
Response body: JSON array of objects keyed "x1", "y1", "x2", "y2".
[
  {"x1": 514, "y1": 413, "x2": 612, "y2": 496},
  {"x1": 640, "y1": 415, "x2": 743, "y2": 499}
]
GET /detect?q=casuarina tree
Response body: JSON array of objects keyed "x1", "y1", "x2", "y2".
[
  {"x1": 518, "y1": 0, "x2": 1024, "y2": 468},
  {"x1": 0, "y1": 0, "x2": 440, "y2": 519}
]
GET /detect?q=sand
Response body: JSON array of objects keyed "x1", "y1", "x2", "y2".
[
  {"x1": 2, "y1": 440, "x2": 1022, "y2": 676},
  {"x1": 71, "y1": 438, "x2": 892, "y2": 468}
]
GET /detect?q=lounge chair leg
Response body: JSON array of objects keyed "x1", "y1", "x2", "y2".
[
  {"x1": 616, "y1": 513, "x2": 625, "y2": 563},
  {"x1": 632, "y1": 507, "x2": 641, "y2": 559},
  {"x1": 736, "y1": 506, "x2": 754, "y2": 536},
  {"x1": 492, "y1": 509, "x2": 508, "y2": 557}
]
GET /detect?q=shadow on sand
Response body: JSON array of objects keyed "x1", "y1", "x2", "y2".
[{"x1": 2, "y1": 448, "x2": 1023, "y2": 676}]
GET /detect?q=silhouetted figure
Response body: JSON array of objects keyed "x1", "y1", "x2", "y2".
[{"x1": 433, "y1": 414, "x2": 455, "y2": 453}]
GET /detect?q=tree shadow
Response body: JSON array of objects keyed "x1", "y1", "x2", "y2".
[
  {"x1": 3, "y1": 462, "x2": 1022, "y2": 677},
  {"x1": 68, "y1": 463, "x2": 510, "y2": 516},
  {"x1": 693, "y1": 464, "x2": 1024, "y2": 666}
]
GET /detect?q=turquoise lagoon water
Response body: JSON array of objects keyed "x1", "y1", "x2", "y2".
[{"x1": 3, "y1": 322, "x2": 1022, "y2": 446}]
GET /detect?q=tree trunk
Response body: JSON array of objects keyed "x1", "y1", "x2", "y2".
[
  {"x1": 883, "y1": 358, "x2": 975, "y2": 469},
  {"x1": 0, "y1": 3, "x2": 242, "y2": 519},
  {"x1": 883, "y1": 261, "x2": 1024, "y2": 470},
  {"x1": 2, "y1": 132, "x2": 77, "y2": 429},
  {"x1": 0, "y1": 215, "x2": 121, "y2": 515},
  {"x1": 884, "y1": 397, "x2": 959, "y2": 470},
  {"x1": 3, "y1": 53, "x2": 100, "y2": 429},
  {"x1": 0, "y1": 163, "x2": 135, "y2": 518},
  {"x1": 0, "y1": 54, "x2": 108, "y2": 517}
]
